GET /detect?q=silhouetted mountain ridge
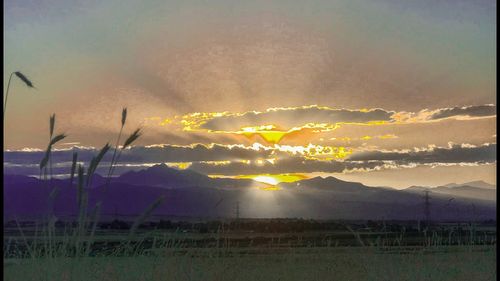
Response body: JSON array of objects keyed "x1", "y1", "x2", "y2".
[
  {"x1": 3, "y1": 165, "x2": 496, "y2": 220},
  {"x1": 404, "y1": 182, "x2": 496, "y2": 201},
  {"x1": 443, "y1": 180, "x2": 495, "y2": 190}
]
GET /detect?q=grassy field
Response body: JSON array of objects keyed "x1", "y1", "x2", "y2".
[
  {"x1": 4, "y1": 244, "x2": 496, "y2": 281},
  {"x1": 3, "y1": 224, "x2": 497, "y2": 281}
]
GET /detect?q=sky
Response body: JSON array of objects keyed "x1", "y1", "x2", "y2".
[{"x1": 3, "y1": 0, "x2": 496, "y2": 188}]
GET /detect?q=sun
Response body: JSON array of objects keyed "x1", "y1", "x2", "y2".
[
  {"x1": 235, "y1": 173, "x2": 309, "y2": 186},
  {"x1": 253, "y1": 175, "x2": 280, "y2": 185},
  {"x1": 210, "y1": 173, "x2": 309, "y2": 191}
]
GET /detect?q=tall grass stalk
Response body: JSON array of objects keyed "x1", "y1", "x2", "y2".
[
  {"x1": 14, "y1": 217, "x2": 35, "y2": 259},
  {"x1": 106, "y1": 108, "x2": 127, "y2": 186},
  {"x1": 113, "y1": 128, "x2": 142, "y2": 176},
  {"x1": 74, "y1": 143, "x2": 109, "y2": 246},
  {"x1": 345, "y1": 225, "x2": 365, "y2": 247},
  {"x1": 49, "y1": 114, "x2": 55, "y2": 182},
  {"x1": 69, "y1": 152, "x2": 78, "y2": 188},
  {"x1": 105, "y1": 127, "x2": 142, "y2": 191},
  {"x1": 3, "y1": 71, "x2": 35, "y2": 122},
  {"x1": 38, "y1": 115, "x2": 66, "y2": 223},
  {"x1": 129, "y1": 196, "x2": 165, "y2": 239}
]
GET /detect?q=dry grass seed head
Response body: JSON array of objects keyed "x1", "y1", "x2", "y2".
[
  {"x1": 14, "y1": 71, "x2": 34, "y2": 88},
  {"x1": 123, "y1": 128, "x2": 142, "y2": 148}
]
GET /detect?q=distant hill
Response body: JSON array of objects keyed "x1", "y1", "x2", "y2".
[
  {"x1": 3, "y1": 165, "x2": 496, "y2": 221},
  {"x1": 116, "y1": 163, "x2": 253, "y2": 189},
  {"x1": 443, "y1": 181, "x2": 495, "y2": 190},
  {"x1": 404, "y1": 181, "x2": 496, "y2": 202}
]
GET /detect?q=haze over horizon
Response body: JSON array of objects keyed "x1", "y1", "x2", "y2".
[{"x1": 4, "y1": 0, "x2": 496, "y2": 188}]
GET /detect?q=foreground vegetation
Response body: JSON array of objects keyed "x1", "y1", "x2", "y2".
[
  {"x1": 4, "y1": 243, "x2": 496, "y2": 281},
  {"x1": 4, "y1": 219, "x2": 497, "y2": 281}
]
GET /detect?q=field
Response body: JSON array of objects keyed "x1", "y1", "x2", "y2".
[
  {"x1": 3, "y1": 220, "x2": 497, "y2": 281},
  {"x1": 4, "y1": 246, "x2": 496, "y2": 281}
]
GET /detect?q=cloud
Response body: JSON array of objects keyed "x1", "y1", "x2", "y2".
[
  {"x1": 393, "y1": 104, "x2": 496, "y2": 123},
  {"x1": 4, "y1": 144, "x2": 271, "y2": 164},
  {"x1": 348, "y1": 143, "x2": 496, "y2": 163},
  {"x1": 189, "y1": 157, "x2": 387, "y2": 175},
  {"x1": 3, "y1": 143, "x2": 351, "y2": 165},
  {"x1": 4, "y1": 142, "x2": 495, "y2": 177},
  {"x1": 178, "y1": 104, "x2": 496, "y2": 136},
  {"x1": 427, "y1": 105, "x2": 496, "y2": 120},
  {"x1": 194, "y1": 106, "x2": 394, "y2": 131},
  {"x1": 189, "y1": 142, "x2": 497, "y2": 175}
]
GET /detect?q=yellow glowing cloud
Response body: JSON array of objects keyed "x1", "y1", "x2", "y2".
[
  {"x1": 199, "y1": 160, "x2": 232, "y2": 166},
  {"x1": 176, "y1": 105, "x2": 392, "y2": 144},
  {"x1": 166, "y1": 162, "x2": 192, "y2": 169},
  {"x1": 238, "y1": 125, "x2": 292, "y2": 144},
  {"x1": 273, "y1": 143, "x2": 352, "y2": 160},
  {"x1": 331, "y1": 134, "x2": 398, "y2": 143},
  {"x1": 234, "y1": 173, "x2": 309, "y2": 185},
  {"x1": 159, "y1": 118, "x2": 172, "y2": 126},
  {"x1": 235, "y1": 124, "x2": 322, "y2": 144},
  {"x1": 144, "y1": 116, "x2": 172, "y2": 127},
  {"x1": 180, "y1": 111, "x2": 235, "y2": 131},
  {"x1": 143, "y1": 142, "x2": 351, "y2": 161},
  {"x1": 154, "y1": 105, "x2": 494, "y2": 144},
  {"x1": 259, "y1": 186, "x2": 282, "y2": 191},
  {"x1": 378, "y1": 134, "x2": 398, "y2": 139}
]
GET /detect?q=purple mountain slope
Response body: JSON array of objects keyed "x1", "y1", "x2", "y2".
[
  {"x1": 115, "y1": 163, "x2": 253, "y2": 189},
  {"x1": 444, "y1": 181, "x2": 496, "y2": 190},
  {"x1": 404, "y1": 184, "x2": 496, "y2": 201},
  {"x1": 3, "y1": 165, "x2": 496, "y2": 221}
]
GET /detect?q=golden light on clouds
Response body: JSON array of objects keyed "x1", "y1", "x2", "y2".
[
  {"x1": 239, "y1": 125, "x2": 291, "y2": 144},
  {"x1": 273, "y1": 144, "x2": 352, "y2": 160},
  {"x1": 175, "y1": 105, "x2": 393, "y2": 144},
  {"x1": 166, "y1": 162, "x2": 192, "y2": 170},
  {"x1": 235, "y1": 173, "x2": 309, "y2": 185},
  {"x1": 140, "y1": 105, "x2": 494, "y2": 158},
  {"x1": 144, "y1": 117, "x2": 172, "y2": 127}
]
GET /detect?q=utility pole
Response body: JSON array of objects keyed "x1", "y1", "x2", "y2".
[{"x1": 423, "y1": 191, "x2": 431, "y2": 227}]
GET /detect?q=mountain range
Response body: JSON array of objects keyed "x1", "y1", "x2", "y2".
[
  {"x1": 404, "y1": 181, "x2": 496, "y2": 201},
  {"x1": 3, "y1": 164, "x2": 496, "y2": 221}
]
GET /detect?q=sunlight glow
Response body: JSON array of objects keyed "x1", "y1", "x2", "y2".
[
  {"x1": 253, "y1": 176, "x2": 280, "y2": 185},
  {"x1": 235, "y1": 173, "x2": 309, "y2": 186}
]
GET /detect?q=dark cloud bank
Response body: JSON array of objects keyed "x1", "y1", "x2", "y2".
[{"x1": 4, "y1": 143, "x2": 496, "y2": 176}]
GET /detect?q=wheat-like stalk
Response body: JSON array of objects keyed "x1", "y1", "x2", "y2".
[
  {"x1": 76, "y1": 165, "x2": 85, "y2": 212},
  {"x1": 86, "y1": 143, "x2": 110, "y2": 187},
  {"x1": 3, "y1": 71, "x2": 35, "y2": 121},
  {"x1": 106, "y1": 108, "x2": 127, "y2": 186},
  {"x1": 49, "y1": 114, "x2": 55, "y2": 138},
  {"x1": 39, "y1": 132, "x2": 66, "y2": 181},
  {"x1": 123, "y1": 128, "x2": 142, "y2": 148},
  {"x1": 69, "y1": 152, "x2": 78, "y2": 188},
  {"x1": 49, "y1": 114, "x2": 56, "y2": 181},
  {"x1": 129, "y1": 195, "x2": 165, "y2": 238},
  {"x1": 108, "y1": 127, "x2": 143, "y2": 185},
  {"x1": 14, "y1": 71, "x2": 35, "y2": 88}
]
